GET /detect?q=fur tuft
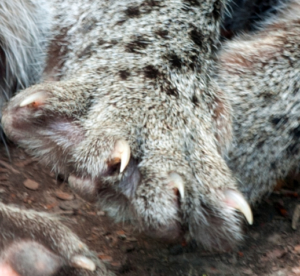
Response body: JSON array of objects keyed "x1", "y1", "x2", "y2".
[{"x1": 0, "y1": 0, "x2": 52, "y2": 115}]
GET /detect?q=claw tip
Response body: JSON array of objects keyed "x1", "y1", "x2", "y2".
[
  {"x1": 169, "y1": 172, "x2": 185, "y2": 199},
  {"x1": 113, "y1": 140, "x2": 131, "y2": 173},
  {"x1": 19, "y1": 91, "x2": 48, "y2": 107},
  {"x1": 224, "y1": 189, "x2": 253, "y2": 225}
]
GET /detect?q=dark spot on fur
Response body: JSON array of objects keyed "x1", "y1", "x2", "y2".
[
  {"x1": 102, "y1": 39, "x2": 119, "y2": 49},
  {"x1": 119, "y1": 70, "x2": 131, "y2": 80},
  {"x1": 143, "y1": 0, "x2": 161, "y2": 7},
  {"x1": 256, "y1": 141, "x2": 264, "y2": 149},
  {"x1": 165, "y1": 87, "x2": 179, "y2": 97},
  {"x1": 85, "y1": 94, "x2": 94, "y2": 111},
  {"x1": 125, "y1": 36, "x2": 149, "y2": 53},
  {"x1": 169, "y1": 54, "x2": 182, "y2": 69},
  {"x1": 287, "y1": 125, "x2": 300, "y2": 154},
  {"x1": 78, "y1": 43, "x2": 94, "y2": 58},
  {"x1": 291, "y1": 125, "x2": 300, "y2": 138},
  {"x1": 189, "y1": 63, "x2": 195, "y2": 70},
  {"x1": 192, "y1": 94, "x2": 199, "y2": 105},
  {"x1": 212, "y1": 1, "x2": 221, "y2": 20},
  {"x1": 144, "y1": 65, "x2": 159, "y2": 79},
  {"x1": 139, "y1": 0, "x2": 162, "y2": 14},
  {"x1": 160, "y1": 80, "x2": 179, "y2": 97},
  {"x1": 293, "y1": 87, "x2": 299, "y2": 95},
  {"x1": 155, "y1": 29, "x2": 169, "y2": 39},
  {"x1": 271, "y1": 162, "x2": 277, "y2": 170},
  {"x1": 183, "y1": 0, "x2": 200, "y2": 6},
  {"x1": 97, "y1": 39, "x2": 105, "y2": 45},
  {"x1": 271, "y1": 117, "x2": 281, "y2": 125},
  {"x1": 116, "y1": 19, "x2": 127, "y2": 25},
  {"x1": 188, "y1": 52, "x2": 199, "y2": 70},
  {"x1": 111, "y1": 39, "x2": 119, "y2": 45},
  {"x1": 287, "y1": 143, "x2": 299, "y2": 155},
  {"x1": 190, "y1": 29, "x2": 203, "y2": 47},
  {"x1": 271, "y1": 116, "x2": 288, "y2": 126},
  {"x1": 125, "y1": 6, "x2": 140, "y2": 17},
  {"x1": 262, "y1": 91, "x2": 273, "y2": 99}
]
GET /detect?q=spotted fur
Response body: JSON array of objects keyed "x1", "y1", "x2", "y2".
[
  {"x1": 1, "y1": 0, "x2": 298, "y2": 273},
  {"x1": 3, "y1": 0, "x2": 242, "y2": 252},
  {"x1": 219, "y1": 0, "x2": 300, "y2": 203}
]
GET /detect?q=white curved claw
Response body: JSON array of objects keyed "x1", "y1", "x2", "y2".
[
  {"x1": 224, "y1": 190, "x2": 253, "y2": 225},
  {"x1": 71, "y1": 255, "x2": 96, "y2": 271},
  {"x1": 112, "y1": 140, "x2": 131, "y2": 173},
  {"x1": 19, "y1": 91, "x2": 48, "y2": 107},
  {"x1": 169, "y1": 172, "x2": 185, "y2": 199}
]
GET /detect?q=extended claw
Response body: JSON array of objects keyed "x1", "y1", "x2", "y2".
[
  {"x1": 19, "y1": 91, "x2": 48, "y2": 107},
  {"x1": 169, "y1": 172, "x2": 185, "y2": 199},
  {"x1": 224, "y1": 190, "x2": 253, "y2": 225},
  {"x1": 71, "y1": 255, "x2": 96, "y2": 271},
  {"x1": 111, "y1": 140, "x2": 131, "y2": 173}
]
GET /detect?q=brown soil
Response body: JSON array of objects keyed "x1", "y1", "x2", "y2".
[{"x1": 2, "y1": 144, "x2": 300, "y2": 276}]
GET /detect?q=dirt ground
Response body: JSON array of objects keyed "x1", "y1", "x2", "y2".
[{"x1": 2, "y1": 144, "x2": 300, "y2": 276}]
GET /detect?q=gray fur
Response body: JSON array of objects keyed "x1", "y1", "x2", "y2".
[
  {"x1": 2, "y1": 0, "x2": 299, "y2": 272},
  {"x1": 0, "y1": 0, "x2": 51, "y2": 116},
  {"x1": 2, "y1": 0, "x2": 244, "y2": 251},
  {"x1": 222, "y1": 0, "x2": 289, "y2": 34},
  {"x1": 0, "y1": 1, "x2": 113, "y2": 275},
  {"x1": 0, "y1": 203, "x2": 112, "y2": 276},
  {"x1": 218, "y1": 0, "x2": 300, "y2": 203}
]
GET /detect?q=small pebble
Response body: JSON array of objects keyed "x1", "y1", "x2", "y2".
[
  {"x1": 110, "y1": 261, "x2": 122, "y2": 268},
  {"x1": 116, "y1": 230, "x2": 126, "y2": 239},
  {"x1": 59, "y1": 200, "x2": 81, "y2": 211},
  {"x1": 292, "y1": 204, "x2": 300, "y2": 230},
  {"x1": 55, "y1": 191, "x2": 74, "y2": 201},
  {"x1": 242, "y1": 268, "x2": 253, "y2": 275},
  {"x1": 268, "y1": 234, "x2": 282, "y2": 245},
  {"x1": 294, "y1": 245, "x2": 300, "y2": 253},
  {"x1": 98, "y1": 255, "x2": 113, "y2": 263},
  {"x1": 23, "y1": 179, "x2": 39, "y2": 190}
]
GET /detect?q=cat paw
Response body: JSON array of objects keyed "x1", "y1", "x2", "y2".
[{"x1": 2, "y1": 81, "x2": 253, "y2": 251}]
